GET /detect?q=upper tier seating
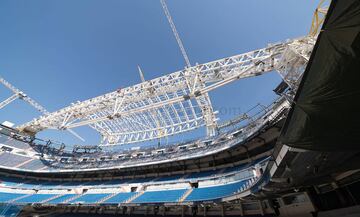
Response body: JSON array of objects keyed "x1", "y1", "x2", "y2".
[
  {"x1": 0, "y1": 152, "x2": 31, "y2": 167},
  {"x1": 0, "y1": 96, "x2": 281, "y2": 173},
  {"x1": 0, "y1": 135, "x2": 31, "y2": 150},
  {"x1": 19, "y1": 159, "x2": 46, "y2": 170}
]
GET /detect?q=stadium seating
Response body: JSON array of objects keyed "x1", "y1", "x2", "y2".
[
  {"x1": 0, "y1": 178, "x2": 256, "y2": 205},
  {"x1": 0, "y1": 192, "x2": 25, "y2": 203},
  {"x1": 0, "y1": 152, "x2": 31, "y2": 167},
  {"x1": 5, "y1": 139, "x2": 30, "y2": 150},
  {"x1": 69, "y1": 193, "x2": 110, "y2": 204},
  {"x1": 19, "y1": 159, "x2": 46, "y2": 170},
  {"x1": 0, "y1": 104, "x2": 273, "y2": 173},
  {"x1": 47, "y1": 194, "x2": 76, "y2": 204},
  {"x1": 103, "y1": 192, "x2": 136, "y2": 204},
  {"x1": 132, "y1": 189, "x2": 187, "y2": 203},
  {"x1": 0, "y1": 155, "x2": 267, "y2": 192},
  {"x1": 0, "y1": 124, "x2": 269, "y2": 206},
  {"x1": 15, "y1": 194, "x2": 56, "y2": 204},
  {"x1": 184, "y1": 180, "x2": 248, "y2": 202},
  {"x1": 0, "y1": 135, "x2": 8, "y2": 144}
]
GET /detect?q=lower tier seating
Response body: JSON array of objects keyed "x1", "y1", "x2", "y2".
[
  {"x1": 0, "y1": 193, "x2": 25, "y2": 203},
  {"x1": 133, "y1": 189, "x2": 187, "y2": 203},
  {"x1": 103, "y1": 192, "x2": 136, "y2": 204},
  {"x1": 185, "y1": 180, "x2": 248, "y2": 201},
  {"x1": 15, "y1": 194, "x2": 56, "y2": 204},
  {"x1": 0, "y1": 178, "x2": 255, "y2": 205},
  {"x1": 70, "y1": 193, "x2": 110, "y2": 204}
]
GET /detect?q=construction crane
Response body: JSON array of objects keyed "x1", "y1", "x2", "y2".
[
  {"x1": 160, "y1": 0, "x2": 191, "y2": 68},
  {"x1": 309, "y1": 0, "x2": 330, "y2": 37},
  {"x1": 0, "y1": 76, "x2": 85, "y2": 141}
]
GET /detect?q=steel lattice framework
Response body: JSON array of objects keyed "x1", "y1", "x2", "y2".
[{"x1": 19, "y1": 36, "x2": 315, "y2": 145}]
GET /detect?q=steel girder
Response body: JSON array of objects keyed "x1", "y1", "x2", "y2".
[
  {"x1": 19, "y1": 36, "x2": 315, "y2": 145},
  {"x1": 276, "y1": 37, "x2": 316, "y2": 89}
]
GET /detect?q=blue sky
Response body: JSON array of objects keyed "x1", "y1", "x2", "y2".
[{"x1": 0, "y1": 0, "x2": 318, "y2": 149}]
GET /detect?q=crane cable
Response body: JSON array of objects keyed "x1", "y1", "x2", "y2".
[{"x1": 160, "y1": 0, "x2": 191, "y2": 68}]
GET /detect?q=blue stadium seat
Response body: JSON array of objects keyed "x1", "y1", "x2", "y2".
[
  {"x1": 5, "y1": 139, "x2": 30, "y2": 150},
  {"x1": 47, "y1": 194, "x2": 76, "y2": 204},
  {"x1": 15, "y1": 194, "x2": 56, "y2": 204},
  {"x1": 0, "y1": 135, "x2": 8, "y2": 144},
  {"x1": 184, "y1": 180, "x2": 248, "y2": 202},
  {"x1": 133, "y1": 189, "x2": 186, "y2": 203},
  {"x1": 69, "y1": 194, "x2": 110, "y2": 204},
  {"x1": 0, "y1": 152, "x2": 31, "y2": 167},
  {"x1": 103, "y1": 192, "x2": 135, "y2": 204},
  {"x1": 0, "y1": 192, "x2": 25, "y2": 203},
  {"x1": 19, "y1": 159, "x2": 46, "y2": 170}
]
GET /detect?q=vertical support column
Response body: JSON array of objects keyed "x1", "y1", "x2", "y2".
[
  {"x1": 258, "y1": 200, "x2": 264, "y2": 216},
  {"x1": 221, "y1": 204, "x2": 225, "y2": 217},
  {"x1": 203, "y1": 205, "x2": 207, "y2": 217},
  {"x1": 145, "y1": 206, "x2": 149, "y2": 216},
  {"x1": 161, "y1": 206, "x2": 165, "y2": 216},
  {"x1": 332, "y1": 182, "x2": 348, "y2": 207},
  {"x1": 184, "y1": 68, "x2": 218, "y2": 137},
  {"x1": 196, "y1": 92, "x2": 217, "y2": 136},
  {"x1": 239, "y1": 201, "x2": 244, "y2": 216},
  {"x1": 181, "y1": 205, "x2": 186, "y2": 217}
]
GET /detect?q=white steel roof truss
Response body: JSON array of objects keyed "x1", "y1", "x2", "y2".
[{"x1": 20, "y1": 37, "x2": 315, "y2": 145}]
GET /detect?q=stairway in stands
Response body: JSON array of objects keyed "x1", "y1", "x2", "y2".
[
  {"x1": 41, "y1": 194, "x2": 64, "y2": 203},
  {"x1": 15, "y1": 158, "x2": 33, "y2": 168},
  {"x1": 126, "y1": 191, "x2": 144, "y2": 203},
  {"x1": 178, "y1": 188, "x2": 193, "y2": 202},
  {"x1": 97, "y1": 192, "x2": 119, "y2": 204},
  {"x1": 62, "y1": 194, "x2": 83, "y2": 203},
  {"x1": 8, "y1": 194, "x2": 31, "y2": 203}
]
